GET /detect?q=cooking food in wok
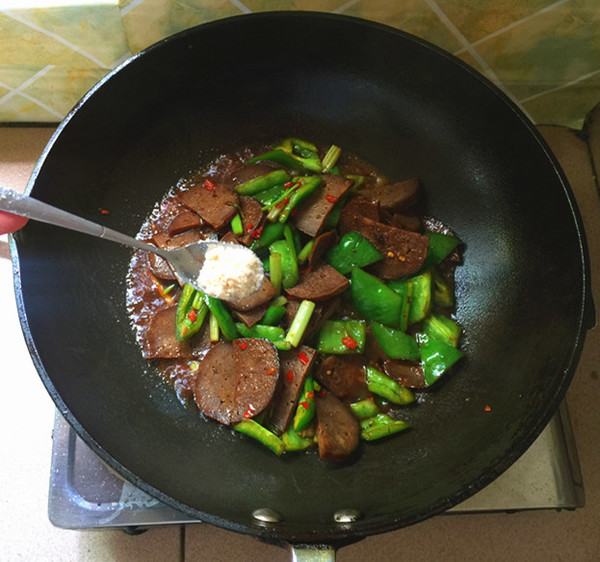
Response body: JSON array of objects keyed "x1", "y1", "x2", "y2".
[
  {"x1": 11, "y1": 12, "x2": 592, "y2": 547},
  {"x1": 126, "y1": 138, "x2": 464, "y2": 462}
]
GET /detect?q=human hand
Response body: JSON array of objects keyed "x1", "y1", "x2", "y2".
[{"x1": 0, "y1": 210, "x2": 28, "y2": 235}]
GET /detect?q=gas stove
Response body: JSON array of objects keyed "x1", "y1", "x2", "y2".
[{"x1": 48, "y1": 400, "x2": 584, "y2": 532}]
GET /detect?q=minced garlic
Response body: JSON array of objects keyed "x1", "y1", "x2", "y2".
[{"x1": 196, "y1": 243, "x2": 263, "y2": 300}]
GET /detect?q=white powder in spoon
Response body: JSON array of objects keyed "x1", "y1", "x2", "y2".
[{"x1": 196, "y1": 243, "x2": 264, "y2": 300}]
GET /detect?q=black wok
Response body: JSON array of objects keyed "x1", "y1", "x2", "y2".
[{"x1": 11, "y1": 11, "x2": 594, "y2": 549}]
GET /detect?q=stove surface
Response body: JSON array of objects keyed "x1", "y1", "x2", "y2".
[{"x1": 48, "y1": 400, "x2": 584, "y2": 531}]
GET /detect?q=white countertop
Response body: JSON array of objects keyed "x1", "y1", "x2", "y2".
[{"x1": 1, "y1": 125, "x2": 599, "y2": 561}]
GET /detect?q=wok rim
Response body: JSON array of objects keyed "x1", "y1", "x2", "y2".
[{"x1": 10, "y1": 11, "x2": 594, "y2": 544}]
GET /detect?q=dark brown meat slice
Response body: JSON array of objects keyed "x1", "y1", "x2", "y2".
[
  {"x1": 194, "y1": 342, "x2": 238, "y2": 425},
  {"x1": 232, "y1": 303, "x2": 269, "y2": 328},
  {"x1": 147, "y1": 253, "x2": 176, "y2": 281},
  {"x1": 219, "y1": 230, "x2": 239, "y2": 244},
  {"x1": 316, "y1": 392, "x2": 360, "y2": 462},
  {"x1": 220, "y1": 162, "x2": 283, "y2": 190},
  {"x1": 383, "y1": 359, "x2": 426, "y2": 389},
  {"x1": 314, "y1": 355, "x2": 368, "y2": 401},
  {"x1": 359, "y1": 178, "x2": 420, "y2": 212},
  {"x1": 168, "y1": 210, "x2": 203, "y2": 235},
  {"x1": 236, "y1": 195, "x2": 265, "y2": 246},
  {"x1": 267, "y1": 345, "x2": 318, "y2": 435},
  {"x1": 383, "y1": 211, "x2": 423, "y2": 233},
  {"x1": 152, "y1": 229, "x2": 204, "y2": 250},
  {"x1": 293, "y1": 174, "x2": 354, "y2": 237},
  {"x1": 177, "y1": 181, "x2": 238, "y2": 230},
  {"x1": 338, "y1": 195, "x2": 379, "y2": 234},
  {"x1": 194, "y1": 339, "x2": 280, "y2": 425},
  {"x1": 233, "y1": 338, "x2": 280, "y2": 422},
  {"x1": 350, "y1": 215, "x2": 429, "y2": 279},
  {"x1": 144, "y1": 306, "x2": 210, "y2": 360},
  {"x1": 285, "y1": 263, "x2": 350, "y2": 301},
  {"x1": 302, "y1": 230, "x2": 337, "y2": 272},
  {"x1": 226, "y1": 277, "x2": 277, "y2": 312}
]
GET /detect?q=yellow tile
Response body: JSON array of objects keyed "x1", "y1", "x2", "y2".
[
  {"x1": 21, "y1": 66, "x2": 110, "y2": 116},
  {"x1": 0, "y1": 93, "x2": 59, "y2": 125},
  {"x1": 169, "y1": 0, "x2": 241, "y2": 36},
  {"x1": 242, "y1": 0, "x2": 343, "y2": 11},
  {"x1": 345, "y1": 0, "x2": 464, "y2": 53},
  {"x1": 0, "y1": 84, "x2": 9, "y2": 97},
  {"x1": 0, "y1": 64, "x2": 47, "y2": 89},
  {"x1": 0, "y1": 13, "x2": 100, "y2": 68},
  {"x1": 121, "y1": 0, "x2": 174, "y2": 53},
  {"x1": 474, "y1": 0, "x2": 600, "y2": 100},
  {"x1": 435, "y1": 0, "x2": 558, "y2": 43}
]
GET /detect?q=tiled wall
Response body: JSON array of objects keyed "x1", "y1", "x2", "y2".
[{"x1": 1, "y1": 0, "x2": 598, "y2": 127}]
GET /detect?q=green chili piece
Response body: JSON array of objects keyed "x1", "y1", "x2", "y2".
[
  {"x1": 421, "y1": 314, "x2": 462, "y2": 348},
  {"x1": 370, "y1": 322, "x2": 420, "y2": 360},
  {"x1": 432, "y1": 269, "x2": 454, "y2": 308},
  {"x1": 360, "y1": 414, "x2": 411, "y2": 441},
  {"x1": 271, "y1": 225, "x2": 299, "y2": 289},
  {"x1": 350, "y1": 268, "x2": 405, "y2": 329},
  {"x1": 246, "y1": 149, "x2": 305, "y2": 171},
  {"x1": 282, "y1": 424, "x2": 313, "y2": 451},
  {"x1": 407, "y1": 270, "x2": 432, "y2": 325},
  {"x1": 350, "y1": 398, "x2": 380, "y2": 420},
  {"x1": 276, "y1": 138, "x2": 322, "y2": 172},
  {"x1": 284, "y1": 300, "x2": 316, "y2": 347},
  {"x1": 209, "y1": 311, "x2": 220, "y2": 342},
  {"x1": 423, "y1": 231, "x2": 461, "y2": 268},
  {"x1": 235, "y1": 323, "x2": 286, "y2": 344},
  {"x1": 365, "y1": 366, "x2": 415, "y2": 405},
  {"x1": 260, "y1": 305, "x2": 287, "y2": 326},
  {"x1": 249, "y1": 220, "x2": 285, "y2": 251},
  {"x1": 202, "y1": 294, "x2": 239, "y2": 340},
  {"x1": 279, "y1": 176, "x2": 322, "y2": 224},
  {"x1": 316, "y1": 319, "x2": 366, "y2": 354},
  {"x1": 233, "y1": 419, "x2": 285, "y2": 455},
  {"x1": 234, "y1": 169, "x2": 291, "y2": 196},
  {"x1": 252, "y1": 183, "x2": 287, "y2": 206},
  {"x1": 325, "y1": 231, "x2": 384, "y2": 275},
  {"x1": 418, "y1": 332, "x2": 464, "y2": 386},
  {"x1": 293, "y1": 376, "x2": 316, "y2": 432},
  {"x1": 175, "y1": 283, "x2": 208, "y2": 341},
  {"x1": 385, "y1": 279, "x2": 412, "y2": 332}
]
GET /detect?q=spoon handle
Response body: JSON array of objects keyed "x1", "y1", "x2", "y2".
[{"x1": 0, "y1": 187, "x2": 163, "y2": 256}]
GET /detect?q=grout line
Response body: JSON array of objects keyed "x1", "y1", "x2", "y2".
[
  {"x1": 519, "y1": 68, "x2": 600, "y2": 104},
  {"x1": 423, "y1": 0, "x2": 536, "y2": 122},
  {"x1": 120, "y1": 0, "x2": 147, "y2": 17},
  {"x1": 453, "y1": 0, "x2": 572, "y2": 55},
  {"x1": 228, "y1": 0, "x2": 252, "y2": 14},
  {"x1": 0, "y1": 9, "x2": 112, "y2": 69},
  {"x1": 180, "y1": 526, "x2": 186, "y2": 562},
  {"x1": 0, "y1": 66, "x2": 65, "y2": 119},
  {"x1": 333, "y1": 0, "x2": 361, "y2": 14}
]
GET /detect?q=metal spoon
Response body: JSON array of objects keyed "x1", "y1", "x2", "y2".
[{"x1": 0, "y1": 187, "x2": 264, "y2": 299}]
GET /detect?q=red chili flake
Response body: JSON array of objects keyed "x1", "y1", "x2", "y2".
[
  {"x1": 187, "y1": 309, "x2": 197, "y2": 322},
  {"x1": 246, "y1": 223, "x2": 254, "y2": 231},
  {"x1": 286, "y1": 370, "x2": 294, "y2": 383},
  {"x1": 290, "y1": 208, "x2": 298, "y2": 217},
  {"x1": 297, "y1": 351, "x2": 309, "y2": 365},
  {"x1": 98, "y1": 208, "x2": 110, "y2": 215},
  {"x1": 284, "y1": 181, "x2": 295, "y2": 189},
  {"x1": 484, "y1": 405, "x2": 492, "y2": 412},
  {"x1": 266, "y1": 367, "x2": 278, "y2": 377},
  {"x1": 299, "y1": 401, "x2": 310, "y2": 410},
  {"x1": 274, "y1": 202, "x2": 283, "y2": 208},
  {"x1": 249, "y1": 225, "x2": 263, "y2": 239},
  {"x1": 324, "y1": 194, "x2": 338, "y2": 204},
  {"x1": 182, "y1": 327, "x2": 188, "y2": 336},
  {"x1": 306, "y1": 391, "x2": 315, "y2": 400},
  {"x1": 203, "y1": 179, "x2": 219, "y2": 192},
  {"x1": 318, "y1": 389, "x2": 327, "y2": 397},
  {"x1": 243, "y1": 410, "x2": 253, "y2": 419},
  {"x1": 282, "y1": 197, "x2": 290, "y2": 206},
  {"x1": 239, "y1": 341, "x2": 247, "y2": 350},
  {"x1": 341, "y1": 336, "x2": 359, "y2": 350}
]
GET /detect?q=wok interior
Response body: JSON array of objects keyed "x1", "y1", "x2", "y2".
[{"x1": 15, "y1": 14, "x2": 586, "y2": 542}]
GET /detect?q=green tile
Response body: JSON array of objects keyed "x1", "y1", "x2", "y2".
[
  {"x1": 522, "y1": 71, "x2": 600, "y2": 129},
  {"x1": 346, "y1": 0, "x2": 464, "y2": 53},
  {"x1": 435, "y1": 0, "x2": 558, "y2": 43},
  {"x1": 0, "y1": 91, "x2": 60, "y2": 122},
  {"x1": 474, "y1": 0, "x2": 600, "y2": 101}
]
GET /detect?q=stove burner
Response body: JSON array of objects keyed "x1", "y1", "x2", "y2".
[{"x1": 48, "y1": 402, "x2": 583, "y2": 531}]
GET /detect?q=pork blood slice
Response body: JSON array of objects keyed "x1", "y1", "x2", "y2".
[
  {"x1": 285, "y1": 263, "x2": 349, "y2": 301},
  {"x1": 316, "y1": 392, "x2": 360, "y2": 462}
]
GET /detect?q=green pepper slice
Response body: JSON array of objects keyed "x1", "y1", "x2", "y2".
[
  {"x1": 365, "y1": 366, "x2": 415, "y2": 405},
  {"x1": 317, "y1": 319, "x2": 366, "y2": 354},
  {"x1": 370, "y1": 322, "x2": 420, "y2": 360},
  {"x1": 418, "y1": 332, "x2": 464, "y2": 386},
  {"x1": 351, "y1": 268, "x2": 405, "y2": 329},
  {"x1": 325, "y1": 231, "x2": 384, "y2": 275}
]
